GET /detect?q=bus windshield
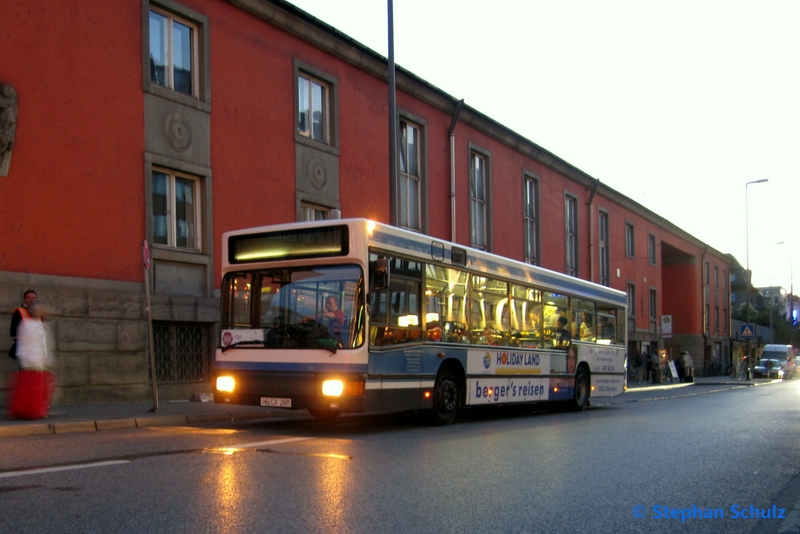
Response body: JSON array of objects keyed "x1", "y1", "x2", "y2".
[{"x1": 221, "y1": 264, "x2": 364, "y2": 350}]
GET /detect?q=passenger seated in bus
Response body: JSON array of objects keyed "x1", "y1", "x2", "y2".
[
  {"x1": 477, "y1": 327, "x2": 500, "y2": 346},
  {"x1": 526, "y1": 309, "x2": 542, "y2": 332},
  {"x1": 579, "y1": 313, "x2": 594, "y2": 341},
  {"x1": 598, "y1": 316, "x2": 615, "y2": 341},
  {"x1": 554, "y1": 316, "x2": 571, "y2": 348}
]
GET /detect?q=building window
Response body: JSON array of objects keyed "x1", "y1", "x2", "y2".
[
  {"x1": 565, "y1": 195, "x2": 578, "y2": 276},
  {"x1": 152, "y1": 167, "x2": 200, "y2": 251},
  {"x1": 523, "y1": 173, "x2": 539, "y2": 265},
  {"x1": 649, "y1": 289, "x2": 657, "y2": 319},
  {"x1": 625, "y1": 223, "x2": 635, "y2": 257},
  {"x1": 714, "y1": 266, "x2": 719, "y2": 288},
  {"x1": 723, "y1": 270, "x2": 728, "y2": 290},
  {"x1": 715, "y1": 305, "x2": 720, "y2": 335},
  {"x1": 149, "y1": 7, "x2": 197, "y2": 97},
  {"x1": 627, "y1": 283, "x2": 636, "y2": 316},
  {"x1": 599, "y1": 210, "x2": 610, "y2": 286},
  {"x1": 704, "y1": 261, "x2": 710, "y2": 285},
  {"x1": 705, "y1": 304, "x2": 711, "y2": 331},
  {"x1": 299, "y1": 202, "x2": 329, "y2": 221},
  {"x1": 648, "y1": 234, "x2": 656, "y2": 265},
  {"x1": 399, "y1": 120, "x2": 421, "y2": 232},
  {"x1": 469, "y1": 150, "x2": 489, "y2": 250},
  {"x1": 294, "y1": 62, "x2": 338, "y2": 149},
  {"x1": 297, "y1": 73, "x2": 330, "y2": 143}
]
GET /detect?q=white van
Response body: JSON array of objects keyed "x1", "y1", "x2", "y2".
[{"x1": 760, "y1": 344, "x2": 795, "y2": 379}]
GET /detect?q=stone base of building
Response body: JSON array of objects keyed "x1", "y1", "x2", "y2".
[{"x1": 1, "y1": 270, "x2": 219, "y2": 406}]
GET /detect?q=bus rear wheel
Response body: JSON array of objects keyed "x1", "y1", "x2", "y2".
[
  {"x1": 567, "y1": 367, "x2": 590, "y2": 412},
  {"x1": 430, "y1": 367, "x2": 460, "y2": 425}
]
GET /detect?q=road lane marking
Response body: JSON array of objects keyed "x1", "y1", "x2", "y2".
[
  {"x1": 1, "y1": 439, "x2": 314, "y2": 477},
  {"x1": 0, "y1": 460, "x2": 130, "y2": 479}
]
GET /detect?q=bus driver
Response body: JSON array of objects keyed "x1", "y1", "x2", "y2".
[{"x1": 321, "y1": 296, "x2": 345, "y2": 329}]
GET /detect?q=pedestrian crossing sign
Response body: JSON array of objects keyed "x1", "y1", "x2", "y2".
[{"x1": 740, "y1": 324, "x2": 755, "y2": 338}]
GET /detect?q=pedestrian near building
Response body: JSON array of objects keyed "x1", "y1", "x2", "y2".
[
  {"x1": 15, "y1": 303, "x2": 50, "y2": 370},
  {"x1": 679, "y1": 351, "x2": 694, "y2": 382},
  {"x1": 7, "y1": 293, "x2": 55, "y2": 420},
  {"x1": 650, "y1": 351, "x2": 661, "y2": 383},
  {"x1": 635, "y1": 348, "x2": 646, "y2": 383},
  {"x1": 738, "y1": 356, "x2": 748, "y2": 380},
  {"x1": 8, "y1": 289, "x2": 36, "y2": 361}
]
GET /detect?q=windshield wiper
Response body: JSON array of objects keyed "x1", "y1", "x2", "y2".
[{"x1": 221, "y1": 340, "x2": 265, "y2": 353}]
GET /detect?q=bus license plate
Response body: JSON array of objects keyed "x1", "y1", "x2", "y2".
[{"x1": 261, "y1": 397, "x2": 291, "y2": 408}]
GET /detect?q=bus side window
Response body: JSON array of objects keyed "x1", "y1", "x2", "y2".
[
  {"x1": 226, "y1": 273, "x2": 254, "y2": 328},
  {"x1": 572, "y1": 298, "x2": 596, "y2": 342},
  {"x1": 368, "y1": 255, "x2": 421, "y2": 346},
  {"x1": 596, "y1": 304, "x2": 619, "y2": 344},
  {"x1": 370, "y1": 257, "x2": 389, "y2": 291}
]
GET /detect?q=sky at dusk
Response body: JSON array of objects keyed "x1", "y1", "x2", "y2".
[{"x1": 287, "y1": 0, "x2": 800, "y2": 293}]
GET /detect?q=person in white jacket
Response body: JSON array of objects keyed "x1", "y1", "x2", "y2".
[{"x1": 16, "y1": 304, "x2": 51, "y2": 370}]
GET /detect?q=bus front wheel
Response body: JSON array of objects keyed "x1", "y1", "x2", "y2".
[
  {"x1": 430, "y1": 367, "x2": 460, "y2": 425},
  {"x1": 568, "y1": 367, "x2": 590, "y2": 412}
]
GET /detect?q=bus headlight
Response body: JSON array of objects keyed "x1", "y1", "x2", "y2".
[
  {"x1": 322, "y1": 379, "x2": 344, "y2": 397},
  {"x1": 216, "y1": 376, "x2": 235, "y2": 393}
]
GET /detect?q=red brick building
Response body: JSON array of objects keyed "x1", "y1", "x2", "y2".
[{"x1": 0, "y1": 0, "x2": 732, "y2": 403}]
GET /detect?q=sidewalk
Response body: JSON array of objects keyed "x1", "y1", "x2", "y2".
[
  {"x1": 0, "y1": 397, "x2": 308, "y2": 438},
  {"x1": 625, "y1": 375, "x2": 783, "y2": 392},
  {"x1": 0, "y1": 376, "x2": 785, "y2": 438}
]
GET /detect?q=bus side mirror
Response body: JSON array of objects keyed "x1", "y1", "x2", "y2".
[{"x1": 370, "y1": 258, "x2": 389, "y2": 291}]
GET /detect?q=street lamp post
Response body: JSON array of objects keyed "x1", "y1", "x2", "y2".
[
  {"x1": 745, "y1": 179, "x2": 768, "y2": 379},
  {"x1": 770, "y1": 242, "x2": 785, "y2": 343}
]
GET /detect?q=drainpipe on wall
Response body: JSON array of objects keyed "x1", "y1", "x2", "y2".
[
  {"x1": 701, "y1": 244, "x2": 709, "y2": 372},
  {"x1": 586, "y1": 178, "x2": 600, "y2": 283},
  {"x1": 387, "y1": 0, "x2": 398, "y2": 226},
  {"x1": 448, "y1": 99, "x2": 464, "y2": 242}
]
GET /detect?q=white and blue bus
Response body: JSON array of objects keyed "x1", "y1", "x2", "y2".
[{"x1": 214, "y1": 219, "x2": 627, "y2": 424}]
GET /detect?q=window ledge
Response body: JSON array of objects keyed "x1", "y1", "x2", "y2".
[
  {"x1": 294, "y1": 132, "x2": 339, "y2": 156},
  {"x1": 152, "y1": 246, "x2": 210, "y2": 265},
  {"x1": 145, "y1": 83, "x2": 211, "y2": 113}
]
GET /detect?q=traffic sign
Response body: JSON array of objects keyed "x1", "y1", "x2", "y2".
[
  {"x1": 142, "y1": 240, "x2": 151, "y2": 269},
  {"x1": 740, "y1": 324, "x2": 755, "y2": 338}
]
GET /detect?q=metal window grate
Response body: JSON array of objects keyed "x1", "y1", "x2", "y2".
[{"x1": 153, "y1": 322, "x2": 211, "y2": 384}]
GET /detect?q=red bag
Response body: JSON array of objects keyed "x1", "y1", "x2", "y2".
[{"x1": 8, "y1": 370, "x2": 55, "y2": 420}]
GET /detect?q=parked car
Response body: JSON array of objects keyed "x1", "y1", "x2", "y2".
[
  {"x1": 753, "y1": 359, "x2": 784, "y2": 379},
  {"x1": 761, "y1": 344, "x2": 794, "y2": 376}
]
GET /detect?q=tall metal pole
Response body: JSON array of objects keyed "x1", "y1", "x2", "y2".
[
  {"x1": 745, "y1": 179, "x2": 768, "y2": 379},
  {"x1": 142, "y1": 240, "x2": 158, "y2": 412},
  {"x1": 388, "y1": 0, "x2": 398, "y2": 226}
]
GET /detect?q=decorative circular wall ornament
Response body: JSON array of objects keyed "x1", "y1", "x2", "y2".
[
  {"x1": 308, "y1": 157, "x2": 327, "y2": 190},
  {"x1": 165, "y1": 112, "x2": 193, "y2": 152}
]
